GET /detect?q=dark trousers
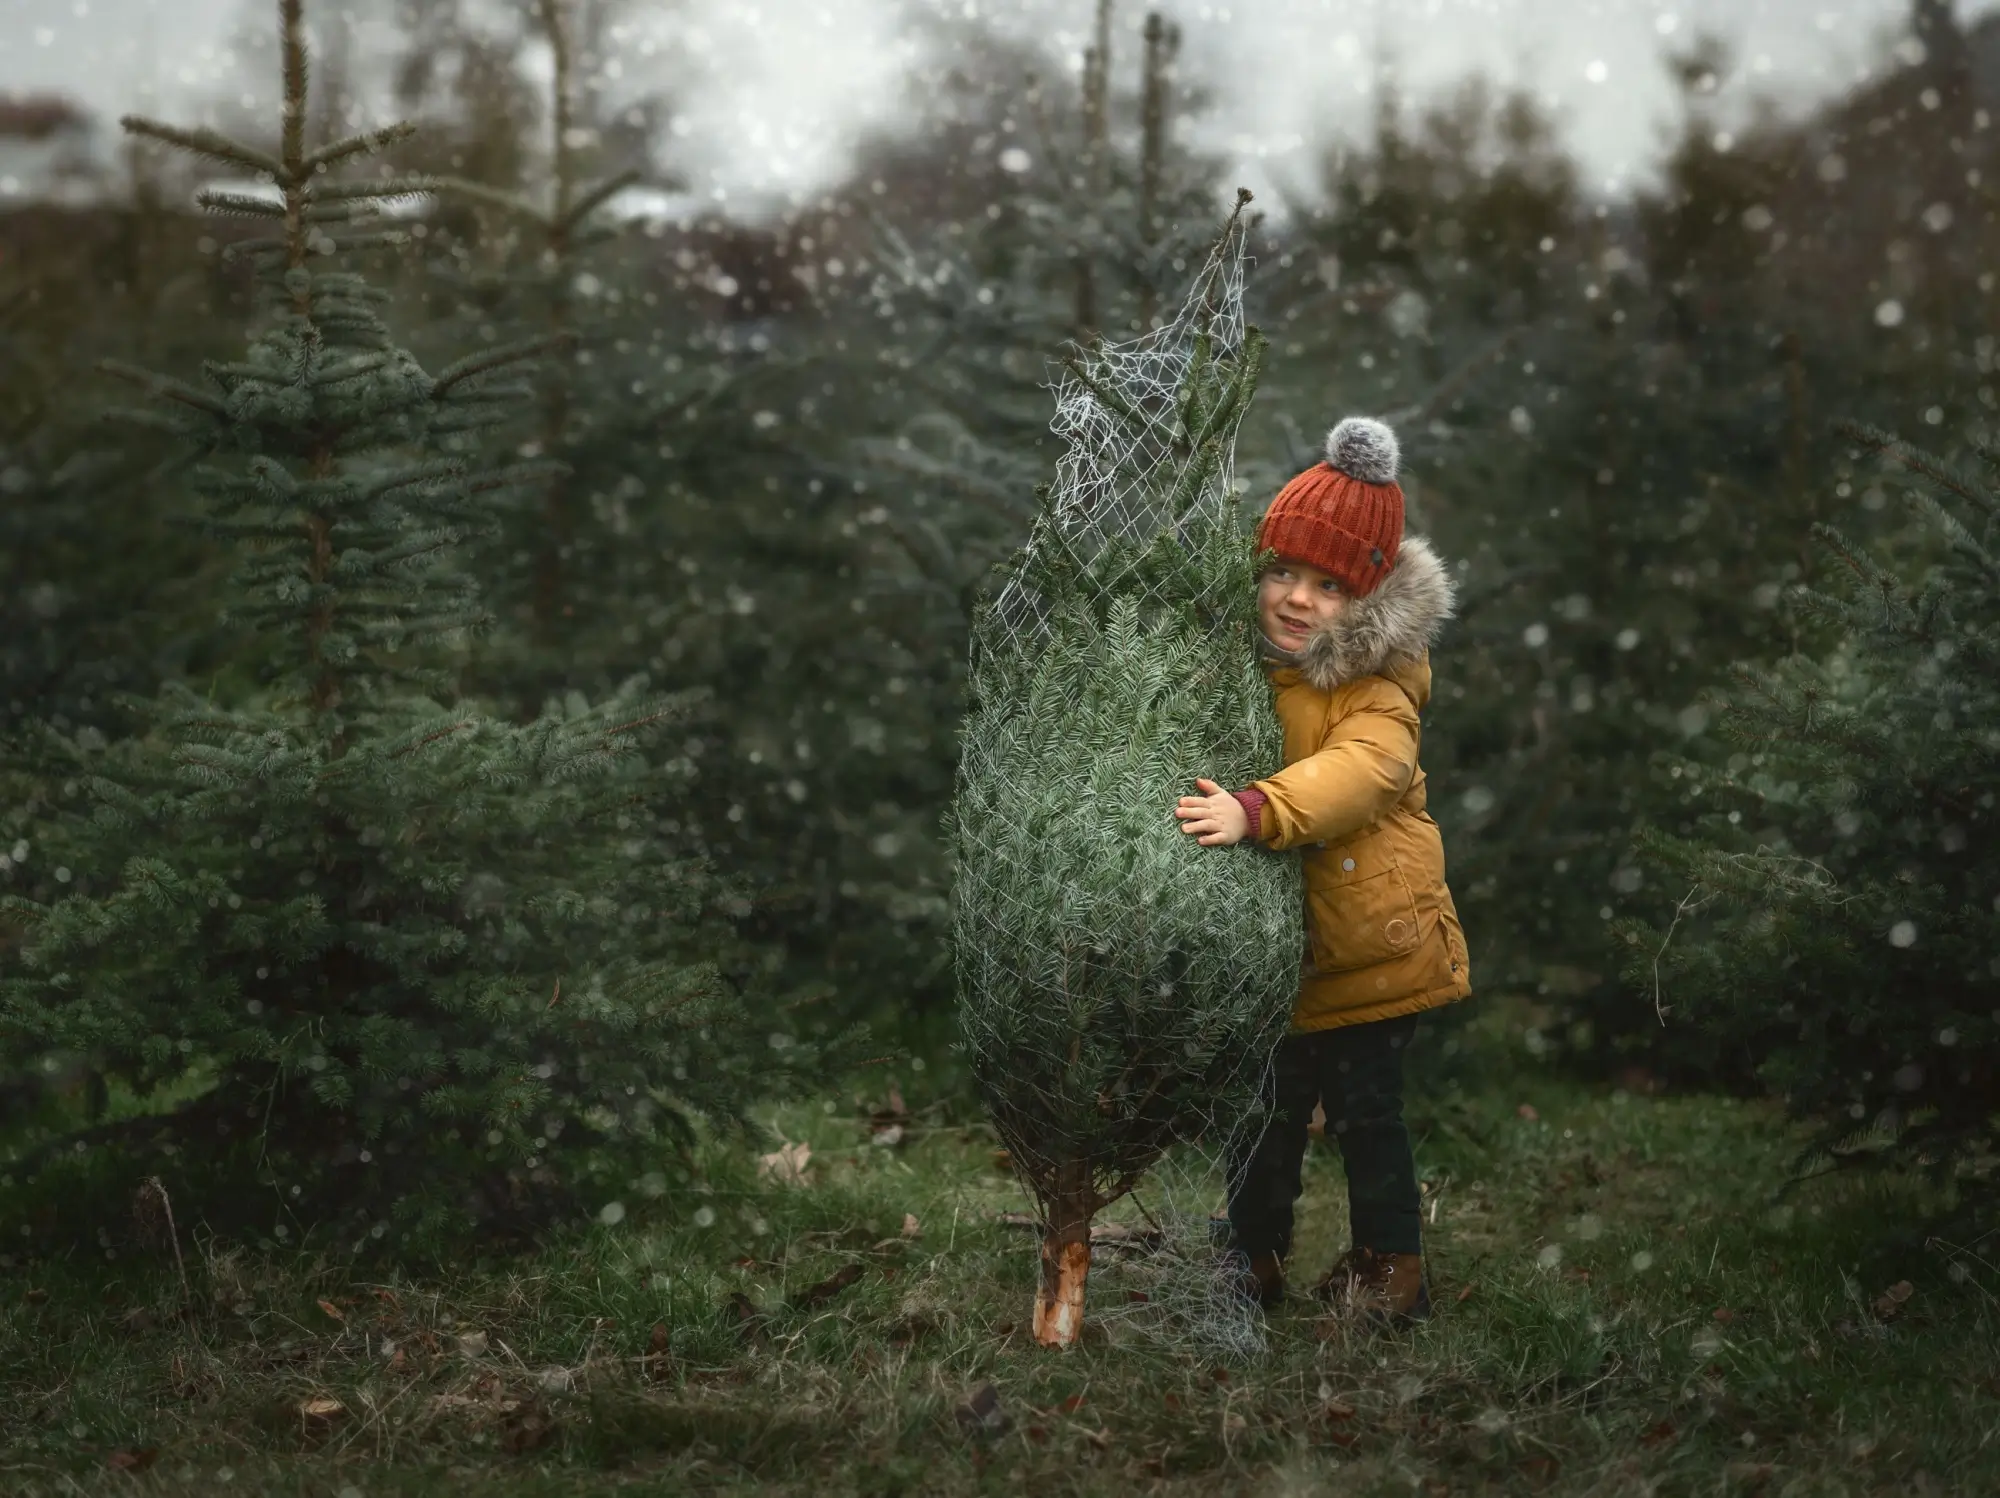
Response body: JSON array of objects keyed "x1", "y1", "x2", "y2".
[{"x1": 1227, "y1": 1013, "x2": 1422, "y2": 1259}]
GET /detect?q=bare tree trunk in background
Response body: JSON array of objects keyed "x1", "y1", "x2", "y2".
[
  {"x1": 532, "y1": 0, "x2": 578, "y2": 637},
  {"x1": 1074, "y1": 0, "x2": 1113, "y2": 338},
  {"x1": 1137, "y1": 11, "x2": 1179, "y2": 330},
  {"x1": 1781, "y1": 330, "x2": 1812, "y2": 594}
]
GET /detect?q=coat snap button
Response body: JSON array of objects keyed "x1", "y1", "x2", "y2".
[
  {"x1": 1385, "y1": 918, "x2": 1411, "y2": 945},
  {"x1": 1341, "y1": 857, "x2": 1356, "y2": 872}
]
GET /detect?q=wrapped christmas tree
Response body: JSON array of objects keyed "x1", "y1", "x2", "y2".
[{"x1": 951, "y1": 195, "x2": 1302, "y2": 1348}]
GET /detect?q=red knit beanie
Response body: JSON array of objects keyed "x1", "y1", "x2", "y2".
[{"x1": 1256, "y1": 417, "x2": 1404, "y2": 598}]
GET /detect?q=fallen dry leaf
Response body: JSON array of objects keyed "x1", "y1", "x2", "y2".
[
  {"x1": 456, "y1": 1329, "x2": 489, "y2": 1357},
  {"x1": 1517, "y1": 1103, "x2": 1540, "y2": 1121},
  {"x1": 990, "y1": 1149, "x2": 1014, "y2": 1174},
  {"x1": 955, "y1": 1381, "x2": 1008, "y2": 1437},
  {"x1": 1873, "y1": 1280, "x2": 1915, "y2": 1320},
  {"x1": 1519, "y1": 1454, "x2": 1560, "y2": 1485},
  {"x1": 870, "y1": 1123, "x2": 906, "y2": 1148},
  {"x1": 500, "y1": 1398, "x2": 558, "y2": 1453},
  {"x1": 900, "y1": 1213, "x2": 921, "y2": 1238},
  {"x1": 756, "y1": 1139, "x2": 813, "y2": 1187},
  {"x1": 316, "y1": 1299, "x2": 346, "y2": 1324},
  {"x1": 105, "y1": 1448, "x2": 160, "y2": 1472},
  {"x1": 792, "y1": 1262, "x2": 866, "y2": 1310}
]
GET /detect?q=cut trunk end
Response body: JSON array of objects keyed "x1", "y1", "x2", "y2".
[{"x1": 1033, "y1": 1233, "x2": 1091, "y2": 1348}]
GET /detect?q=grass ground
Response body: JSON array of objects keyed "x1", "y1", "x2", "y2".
[{"x1": 4, "y1": 1023, "x2": 1997, "y2": 1496}]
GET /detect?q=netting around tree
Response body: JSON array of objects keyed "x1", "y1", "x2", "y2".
[{"x1": 951, "y1": 195, "x2": 1303, "y2": 1351}]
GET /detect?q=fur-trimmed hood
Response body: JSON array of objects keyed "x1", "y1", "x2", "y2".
[{"x1": 1283, "y1": 534, "x2": 1455, "y2": 693}]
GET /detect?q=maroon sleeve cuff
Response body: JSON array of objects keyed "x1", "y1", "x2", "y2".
[{"x1": 1231, "y1": 787, "x2": 1268, "y2": 843}]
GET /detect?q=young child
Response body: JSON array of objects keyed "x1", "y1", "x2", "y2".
[{"x1": 1174, "y1": 415, "x2": 1472, "y2": 1322}]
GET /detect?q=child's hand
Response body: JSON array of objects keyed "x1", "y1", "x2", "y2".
[{"x1": 1175, "y1": 778, "x2": 1249, "y2": 847}]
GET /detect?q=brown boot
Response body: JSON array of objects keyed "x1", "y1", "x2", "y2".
[
  {"x1": 1248, "y1": 1250, "x2": 1286, "y2": 1309},
  {"x1": 1227, "y1": 1249, "x2": 1287, "y2": 1309},
  {"x1": 1311, "y1": 1246, "x2": 1430, "y2": 1325}
]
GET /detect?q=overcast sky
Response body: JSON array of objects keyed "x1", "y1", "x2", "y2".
[{"x1": 7, "y1": 0, "x2": 1997, "y2": 214}]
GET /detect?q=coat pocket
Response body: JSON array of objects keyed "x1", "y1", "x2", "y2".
[{"x1": 1303, "y1": 846, "x2": 1426, "y2": 975}]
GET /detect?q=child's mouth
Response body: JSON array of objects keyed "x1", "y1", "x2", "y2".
[{"x1": 1275, "y1": 616, "x2": 1311, "y2": 638}]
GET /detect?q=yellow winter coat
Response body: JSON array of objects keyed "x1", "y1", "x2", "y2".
[{"x1": 1247, "y1": 536, "x2": 1473, "y2": 1033}]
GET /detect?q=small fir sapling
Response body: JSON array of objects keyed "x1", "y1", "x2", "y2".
[
  {"x1": 0, "y1": 0, "x2": 808, "y2": 1245},
  {"x1": 950, "y1": 197, "x2": 1302, "y2": 1347},
  {"x1": 1629, "y1": 423, "x2": 2000, "y2": 1205}
]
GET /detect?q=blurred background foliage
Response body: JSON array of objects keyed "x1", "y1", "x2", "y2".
[{"x1": 2, "y1": 0, "x2": 1995, "y2": 1195}]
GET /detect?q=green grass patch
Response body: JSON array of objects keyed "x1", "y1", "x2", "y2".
[{"x1": 3, "y1": 1037, "x2": 1996, "y2": 1495}]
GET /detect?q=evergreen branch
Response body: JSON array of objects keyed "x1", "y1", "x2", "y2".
[
  {"x1": 1186, "y1": 331, "x2": 1266, "y2": 453},
  {"x1": 119, "y1": 116, "x2": 283, "y2": 178},
  {"x1": 1059, "y1": 350, "x2": 1149, "y2": 436},
  {"x1": 602, "y1": 708, "x2": 681, "y2": 739},
  {"x1": 306, "y1": 230, "x2": 418, "y2": 256},
  {"x1": 305, "y1": 121, "x2": 419, "y2": 172},
  {"x1": 299, "y1": 200, "x2": 394, "y2": 224},
  {"x1": 568, "y1": 225, "x2": 626, "y2": 253},
  {"x1": 1838, "y1": 419, "x2": 1999, "y2": 519},
  {"x1": 310, "y1": 177, "x2": 440, "y2": 203},
  {"x1": 1383, "y1": 326, "x2": 1523, "y2": 427},
  {"x1": 196, "y1": 190, "x2": 286, "y2": 218},
  {"x1": 428, "y1": 176, "x2": 546, "y2": 224},
  {"x1": 96, "y1": 360, "x2": 229, "y2": 419},
  {"x1": 556, "y1": 170, "x2": 645, "y2": 234},
  {"x1": 218, "y1": 237, "x2": 293, "y2": 263},
  {"x1": 391, "y1": 721, "x2": 478, "y2": 758},
  {"x1": 361, "y1": 461, "x2": 464, "y2": 503},
  {"x1": 432, "y1": 336, "x2": 570, "y2": 398},
  {"x1": 464, "y1": 460, "x2": 570, "y2": 495}
]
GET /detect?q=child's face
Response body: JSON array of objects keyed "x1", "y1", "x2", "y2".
[{"x1": 1259, "y1": 558, "x2": 1347, "y2": 648}]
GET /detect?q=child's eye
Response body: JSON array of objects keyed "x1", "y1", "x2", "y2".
[{"x1": 1319, "y1": 580, "x2": 1341, "y2": 595}]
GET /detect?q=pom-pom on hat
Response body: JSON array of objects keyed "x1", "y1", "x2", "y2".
[{"x1": 1256, "y1": 416, "x2": 1405, "y2": 598}]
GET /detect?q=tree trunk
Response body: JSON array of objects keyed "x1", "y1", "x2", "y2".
[{"x1": 1033, "y1": 1171, "x2": 1094, "y2": 1348}]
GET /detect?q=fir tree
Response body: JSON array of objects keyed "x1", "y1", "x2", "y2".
[
  {"x1": 0, "y1": 0, "x2": 798, "y2": 1246},
  {"x1": 951, "y1": 198, "x2": 1301, "y2": 1347},
  {"x1": 1630, "y1": 424, "x2": 2000, "y2": 1203}
]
